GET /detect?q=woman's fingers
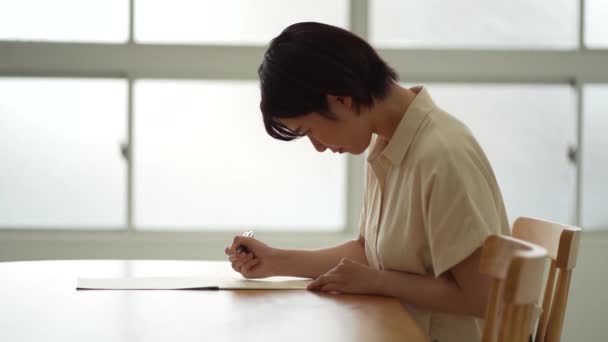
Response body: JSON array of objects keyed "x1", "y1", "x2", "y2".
[
  {"x1": 241, "y1": 257, "x2": 260, "y2": 271},
  {"x1": 307, "y1": 274, "x2": 341, "y2": 290},
  {"x1": 240, "y1": 258, "x2": 261, "y2": 276},
  {"x1": 229, "y1": 254, "x2": 243, "y2": 263},
  {"x1": 229, "y1": 252, "x2": 252, "y2": 262},
  {"x1": 230, "y1": 253, "x2": 253, "y2": 271},
  {"x1": 320, "y1": 282, "x2": 343, "y2": 293},
  {"x1": 229, "y1": 236, "x2": 257, "y2": 253}
]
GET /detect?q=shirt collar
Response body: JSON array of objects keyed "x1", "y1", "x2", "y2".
[{"x1": 368, "y1": 86, "x2": 436, "y2": 167}]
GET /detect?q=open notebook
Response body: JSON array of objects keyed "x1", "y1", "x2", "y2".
[{"x1": 76, "y1": 276, "x2": 312, "y2": 290}]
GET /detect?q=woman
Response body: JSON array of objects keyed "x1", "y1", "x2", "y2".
[{"x1": 225, "y1": 22, "x2": 509, "y2": 342}]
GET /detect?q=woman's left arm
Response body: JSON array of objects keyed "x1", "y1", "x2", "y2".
[{"x1": 307, "y1": 247, "x2": 490, "y2": 318}]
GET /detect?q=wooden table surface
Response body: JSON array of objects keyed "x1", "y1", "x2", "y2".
[{"x1": 0, "y1": 260, "x2": 429, "y2": 342}]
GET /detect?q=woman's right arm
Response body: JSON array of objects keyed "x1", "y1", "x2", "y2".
[{"x1": 225, "y1": 235, "x2": 367, "y2": 279}]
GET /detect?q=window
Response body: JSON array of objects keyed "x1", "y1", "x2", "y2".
[
  {"x1": 135, "y1": 0, "x2": 348, "y2": 45},
  {"x1": 0, "y1": 78, "x2": 126, "y2": 227},
  {"x1": 582, "y1": 85, "x2": 608, "y2": 229},
  {"x1": 370, "y1": 0, "x2": 577, "y2": 49},
  {"x1": 134, "y1": 80, "x2": 346, "y2": 231},
  {"x1": 585, "y1": 0, "x2": 608, "y2": 47},
  {"x1": 0, "y1": 0, "x2": 128, "y2": 42},
  {"x1": 0, "y1": 0, "x2": 352, "y2": 233},
  {"x1": 1, "y1": 0, "x2": 607, "y2": 260}
]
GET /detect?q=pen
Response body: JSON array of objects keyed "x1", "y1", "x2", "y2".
[{"x1": 236, "y1": 230, "x2": 254, "y2": 254}]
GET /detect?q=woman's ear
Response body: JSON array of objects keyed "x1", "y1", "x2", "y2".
[{"x1": 326, "y1": 94, "x2": 353, "y2": 112}]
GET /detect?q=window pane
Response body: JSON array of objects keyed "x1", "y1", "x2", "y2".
[
  {"x1": 415, "y1": 84, "x2": 576, "y2": 225},
  {"x1": 134, "y1": 80, "x2": 346, "y2": 231},
  {"x1": 135, "y1": 0, "x2": 349, "y2": 44},
  {"x1": 371, "y1": 0, "x2": 577, "y2": 49},
  {"x1": 585, "y1": 0, "x2": 608, "y2": 47},
  {"x1": 0, "y1": 0, "x2": 128, "y2": 42},
  {"x1": 0, "y1": 78, "x2": 127, "y2": 227},
  {"x1": 582, "y1": 85, "x2": 608, "y2": 230}
]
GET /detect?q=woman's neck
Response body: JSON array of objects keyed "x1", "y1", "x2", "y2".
[{"x1": 369, "y1": 83, "x2": 418, "y2": 141}]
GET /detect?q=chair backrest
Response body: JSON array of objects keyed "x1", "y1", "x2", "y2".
[
  {"x1": 512, "y1": 217, "x2": 582, "y2": 342},
  {"x1": 480, "y1": 235, "x2": 548, "y2": 342}
]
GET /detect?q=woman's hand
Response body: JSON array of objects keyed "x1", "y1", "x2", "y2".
[
  {"x1": 307, "y1": 258, "x2": 383, "y2": 294},
  {"x1": 224, "y1": 235, "x2": 277, "y2": 279}
]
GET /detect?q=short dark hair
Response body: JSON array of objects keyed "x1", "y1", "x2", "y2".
[{"x1": 258, "y1": 22, "x2": 398, "y2": 141}]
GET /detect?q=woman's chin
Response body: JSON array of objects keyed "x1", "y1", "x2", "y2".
[{"x1": 348, "y1": 146, "x2": 367, "y2": 155}]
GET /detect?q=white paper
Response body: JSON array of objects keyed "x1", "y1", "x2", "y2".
[
  {"x1": 76, "y1": 276, "x2": 311, "y2": 290},
  {"x1": 219, "y1": 278, "x2": 312, "y2": 290}
]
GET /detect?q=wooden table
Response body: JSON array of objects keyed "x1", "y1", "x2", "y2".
[{"x1": 0, "y1": 260, "x2": 429, "y2": 342}]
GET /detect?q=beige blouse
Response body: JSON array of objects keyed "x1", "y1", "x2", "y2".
[{"x1": 359, "y1": 86, "x2": 510, "y2": 342}]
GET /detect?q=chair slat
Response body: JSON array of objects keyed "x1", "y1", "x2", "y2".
[
  {"x1": 535, "y1": 260, "x2": 557, "y2": 342},
  {"x1": 545, "y1": 269, "x2": 573, "y2": 342},
  {"x1": 482, "y1": 279, "x2": 501, "y2": 342}
]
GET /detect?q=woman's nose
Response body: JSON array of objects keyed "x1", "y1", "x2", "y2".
[{"x1": 308, "y1": 136, "x2": 327, "y2": 152}]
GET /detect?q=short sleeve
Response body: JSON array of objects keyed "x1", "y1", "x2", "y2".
[{"x1": 423, "y1": 145, "x2": 504, "y2": 277}]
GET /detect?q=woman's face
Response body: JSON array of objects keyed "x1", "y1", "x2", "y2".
[{"x1": 277, "y1": 96, "x2": 373, "y2": 155}]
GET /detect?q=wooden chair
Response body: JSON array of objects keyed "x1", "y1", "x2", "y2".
[
  {"x1": 512, "y1": 217, "x2": 582, "y2": 342},
  {"x1": 480, "y1": 235, "x2": 548, "y2": 342}
]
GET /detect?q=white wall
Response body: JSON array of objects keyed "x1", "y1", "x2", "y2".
[{"x1": 562, "y1": 231, "x2": 608, "y2": 341}]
